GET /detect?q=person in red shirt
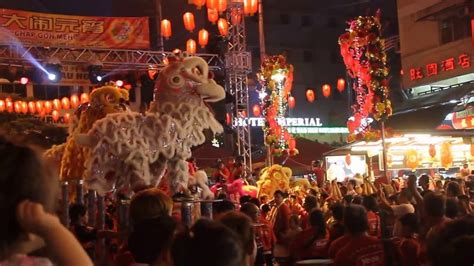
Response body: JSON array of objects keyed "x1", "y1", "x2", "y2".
[
  {"x1": 241, "y1": 203, "x2": 275, "y2": 266},
  {"x1": 362, "y1": 195, "x2": 382, "y2": 238},
  {"x1": 311, "y1": 160, "x2": 325, "y2": 188},
  {"x1": 300, "y1": 195, "x2": 319, "y2": 230},
  {"x1": 290, "y1": 209, "x2": 329, "y2": 261},
  {"x1": 329, "y1": 205, "x2": 388, "y2": 266},
  {"x1": 393, "y1": 213, "x2": 421, "y2": 266},
  {"x1": 213, "y1": 161, "x2": 230, "y2": 183},
  {"x1": 268, "y1": 190, "x2": 292, "y2": 266}
]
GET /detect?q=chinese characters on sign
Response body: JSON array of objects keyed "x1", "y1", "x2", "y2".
[
  {"x1": 408, "y1": 53, "x2": 471, "y2": 81},
  {"x1": 0, "y1": 9, "x2": 149, "y2": 49}
]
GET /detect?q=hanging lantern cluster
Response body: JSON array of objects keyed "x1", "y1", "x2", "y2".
[
  {"x1": 0, "y1": 93, "x2": 90, "y2": 123},
  {"x1": 160, "y1": 19, "x2": 172, "y2": 40},
  {"x1": 183, "y1": 12, "x2": 195, "y2": 32},
  {"x1": 339, "y1": 11, "x2": 392, "y2": 143},
  {"x1": 217, "y1": 18, "x2": 229, "y2": 36},
  {"x1": 207, "y1": 8, "x2": 219, "y2": 24},
  {"x1": 257, "y1": 55, "x2": 298, "y2": 157},
  {"x1": 244, "y1": 0, "x2": 258, "y2": 16},
  {"x1": 217, "y1": 0, "x2": 227, "y2": 13}
]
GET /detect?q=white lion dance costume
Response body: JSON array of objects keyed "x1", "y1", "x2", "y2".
[{"x1": 78, "y1": 53, "x2": 225, "y2": 198}]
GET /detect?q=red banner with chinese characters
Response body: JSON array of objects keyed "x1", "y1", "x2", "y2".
[{"x1": 0, "y1": 9, "x2": 150, "y2": 49}]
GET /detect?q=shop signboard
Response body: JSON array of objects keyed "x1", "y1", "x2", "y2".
[
  {"x1": 452, "y1": 105, "x2": 474, "y2": 130},
  {"x1": 0, "y1": 8, "x2": 150, "y2": 49}
]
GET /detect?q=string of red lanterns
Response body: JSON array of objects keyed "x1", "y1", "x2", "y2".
[{"x1": 217, "y1": 18, "x2": 229, "y2": 36}]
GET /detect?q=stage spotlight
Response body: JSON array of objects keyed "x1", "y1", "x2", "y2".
[
  {"x1": 20, "y1": 77, "x2": 29, "y2": 85},
  {"x1": 116, "y1": 80, "x2": 124, "y2": 87},
  {"x1": 44, "y1": 64, "x2": 62, "y2": 83},
  {"x1": 88, "y1": 65, "x2": 104, "y2": 84}
]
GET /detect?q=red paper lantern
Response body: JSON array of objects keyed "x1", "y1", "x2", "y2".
[
  {"x1": 192, "y1": 0, "x2": 206, "y2": 9},
  {"x1": 44, "y1": 101, "x2": 52, "y2": 114},
  {"x1": 186, "y1": 39, "x2": 197, "y2": 54},
  {"x1": 322, "y1": 84, "x2": 331, "y2": 98},
  {"x1": 337, "y1": 78, "x2": 346, "y2": 93},
  {"x1": 306, "y1": 89, "x2": 315, "y2": 103},
  {"x1": 429, "y1": 144, "x2": 436, "y2": 158},
  {"x1": 35, "y1": 101, "x2": 43, "y2": 113},
  {"x1": 160, "y1": 19, "x2": 172, "y2": 40},
  {"x1": 64, "y1": 113, "x2": 70, "y2": 124},
  {"x1": 207, "y1": 8, "x2": 218, "y2": 24},
  {"x1": 440, "y1": 142, "x2": 453, "y2": 168},
  {"x1": 0, "y1": 100, "x2": 5, "y2": 112},
  {"x1": 252, "y1": 104, "x2": 261, "y2": 117},
  {"x1": 226, "y1": 113, "x2": 232, "y2": 125},
  {"x1": 53, "y1": 99, "x2": 61, "y2": 110},
  {"x1": 183, "y1": 12, "x2": 195, "y2": 32},
  {"x1": 21, "y1": 102, "x2": 28, "y2": 114},
  {"x1": 80, "y1": 93, "x2": 89, "y2": 104},
  {"x1": 5, "y1": 97, "x2": 11, "y2": 103},
  {"x1": 217, "y1": 0, "x2": 227, "y2": 13},
  {"x1": 288, "y1": 96, "x2": 296, "y2": 109},
  {"x1": 406, "y1": 149, "x2": 419, "y2": 169},
  {"x1": 198, "y1": 29, "x2": 209, "y2": 48},
  {"x1": 217, "y1": 18, "x2": 229, "y2": 36},
  {"x1": 28, "y1": 102, "x2": 36, "y2": 113},
  {"x1": 70, "y1": 95, "x2": 79, "y2": 109},
  {"x1": 207, "y1": 0, "x2": 217, "y2": 9},
  {"x1": 6, "y1": 101, "x2": 13, "y2": 113},
  {"x1": 231, "y1": 12, "x2": 242, "y2": 25},
  {"x1": 243, "y1": 0, "x2": 258, "y2": 16},
  {"x1": 14, "y1": 101, "x2": 21, "y2": 113},
  {"x1": 61, "y1": 97, "x2": 70, "y2": 110},
  {"x1": 52, "y1": 110, "x2": 59, "y2": 122}
]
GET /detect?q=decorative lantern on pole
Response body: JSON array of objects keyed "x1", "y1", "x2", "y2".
[
  {"x1": 337, "y1": 78, "x2": 346, "y2": 93},
  {"x1": 198, "y1": 29, "x2": 209, "y2": 48},
  {"x1": 183, "y1": 12, "x2": 195, "y2": 32},
  {"x1": 217, "y1": 18, "x2": 229, "y2": 36},
  {"x1": 186, "y1": 39, "x2": 197, "y2": 54},
  {"x1": 160, "y1": 19, "x2": 172, "y2": 40},
  {"x1": 322, "y1": 84, "x2": 331, "y2": 98}
]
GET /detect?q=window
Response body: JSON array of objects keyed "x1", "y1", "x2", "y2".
[
  {"x1": 280, "y1": 13, "x2": 290, "y2": 25},
  {"x1": 301, "y1": 15, "x2": 313, "y2": 27},
  {"x1": 303, "y1": 50, "x2": 313, "y2": 62},
  {"x1": 440, "y1": 15, "x2": 470, "y2": 44}
]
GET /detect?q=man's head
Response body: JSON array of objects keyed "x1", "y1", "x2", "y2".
[
  {"x1": 446, "y1": 181, "x2": 461, "y2": 197},
  {"x1": 463, "y1": 163, "x2": 469, "y2": 169},
  {"x1": 311, "y1": 160, "x2": 322, "y2": 170},
  {"x1": 129, "y1": 188, "x2": 173, "y2": 227},
  {"x1": 424, "y1": 192, "x2": 445, "y2": 219},
  {"x1": 399, "y1": 213, "x2": 419, "y2": 237},
  {"x1": 330, "y1": 202, "x2": 344, "y2": 222},
  {"x1": 240, "y1": 203, "x2": 260, "y2": 223},
  {"x1": 273, "y1": 190, "x2": 285, "y2": 205},
  {"x1": 343, "y1": 205, "x2": 368, "y2": 235},
  {"x1": 303, "y1": 195, "x2": 318, "y2": 212},
  {"x1": 418, "y1": 174, "x2": 430, "y2": 190}
]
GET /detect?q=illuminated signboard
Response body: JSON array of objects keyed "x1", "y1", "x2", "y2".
[
  {"x1": 408, "y1": 53, "x2": 471, "y2": 81},
  {"x1": 233, "y1": 117, "x2": 349, "y2": 134}
]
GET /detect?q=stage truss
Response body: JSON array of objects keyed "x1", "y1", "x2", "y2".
[
  {"x1": 225, "y1": 2, "x2": 253, "y2": 173},
  {"x1": 0, "y1": 44, "x2": 223, "y2": 70}
]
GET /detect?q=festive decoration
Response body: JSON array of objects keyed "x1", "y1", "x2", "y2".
[
  {"x1": 62, "y1": 54, "x2": 225, "y2": 198},
  {"x1": 288, "y1": 96, "x2": 295, "y2": 109},
  {"x1": 186, "y1": 39, "x2": 197, "y2": 54},
  {"x1": 0, "y1": 100, "x2": 5, "y2": 112},
  {"x1": 226, "y1": 112, "x2": 232, "y2": 125},
  {"x1": 53, "y1": 99, "x2": 61, "y2": 110},
  {"x1": 160, "y1": 19, "x2": 172, "y2": 40},
  {"x1": 217, "y1": 0, "x2": 227, "y2": 13},
  {"x1": 14, "y1": 101, "x2": 21, "y2": 113},
  {"x1": 243, "y1": 0, "x2": 258, "y2": 16},
  {"x1": 257, "y1": 164, "x2": 292, "y2": 197},
  {"x1": 405, "y1": 149, "x2": 420, "y2": 170},
  {"x1": 198, "y1": 29, "x2": 209, "y2": 48},
  {"x1": 471, "y1": 144, "x2": 474, "y2": 157},
  {"x1": 429, "y1": 144, "x2": 436, "y2": 158},
  {"x1": 51, "y1": 110, "x2": 59, "y2": 122},
  {"x1": 440, "y1": 142, "x2": 453, "y2": 168},
  {"x1": 217, "y1": 18, "x2": 229, "y2": 36},
  {"x1": 70, "y1": 95, "x2": 79, "y2": 109},
  {"x1": 63, "y1": 113, "x2": 70, "y2": 124},
  {"x1": 44, "y1": 101, "x2": 52, "y2": 114},
  {"x1": 231, "y1": 11, "x2": 242, "y2": 25},
  {"x1": 192, "y1": 0, "x2": 206, "y2": 9},
  {"x1": 21, "y1": 102, "x2": 28, "y2": 114},
  {"x1": 206, "y1": 0, "x2": 217, "y2": 9},
  {"x1": 207, "y1": 8, "x2": 218, "y2": 24},
  {"x1": 306, "y1": 89, "x2": 315, "y2": 102},
  {"x1": 6, "y1": 101, "x2": 13, "y2": 113},
  {"x1": 339, "y1": 11, "x2": 392, "y2": 142},
  {"x1": 257, "y1": 55, "x2": 298, "y2": 157},
  {"x1": 337, "y1": 78, "x2": 346, "y2": 92},
  {"x1": 322, "y1": 84, "x2": 331, "y2": 98},
  {"x1": 80, "y1": 93, "x2": 89, "y2": 104},
  {"x1": 28, "y1": 102, "x2": 36, "y2": 113},
  {"x1": 183, "y1": 12, "x2": 195, "y2": 32},
  {"x1": 61, "y1": 97, "x2": 70, "y2": 110},
  {"x1": 252, "y1": 104, "x2": 261, "y2": 117}
]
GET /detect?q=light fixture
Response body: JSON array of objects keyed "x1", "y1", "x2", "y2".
[
  {"x1": 116, "y1": 80, "x2": 124, "y2": 87},
  {"x1": 44, "y1": 63, "x2": 62, "y2": 83},
  {"x1": 88, "y1": 65, "x2": 104, "y2": 84},
  {"x1": 20, "y1": 77, "x2": 29, "y2": 85}
]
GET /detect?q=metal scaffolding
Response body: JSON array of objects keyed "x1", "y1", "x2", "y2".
[
  {"x1": 226, "y1": 2, "x2": 252, "y2": 173},
  {"x1": 0, "y1": 44, "x2": 223, "y2": 70}
]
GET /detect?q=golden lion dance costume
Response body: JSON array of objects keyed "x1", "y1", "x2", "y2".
[
  {"x1": 44, "y1": 86, "x2": 129, "y2": 180},
  {"x1": 257, "y1": 164, "x2": 292, "y2": 198},
  {"x1": 77, "y1": 54, "x2": 225, "y2": 198}
]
